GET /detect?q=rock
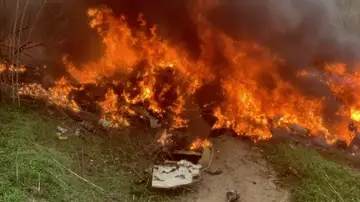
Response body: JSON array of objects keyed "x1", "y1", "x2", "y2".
[
  {"x1": 226, "y1": 190, "x2": 240, "y2": 202},
  {"x1": 267, "y1": 181, "x2": 277, "y2": 190},
  {"x1": 75, "y1": 128, "x2": 81, "y2": 136},
  {"x1": 205, "y1": 167, "x2": 223, "y2": 175}
]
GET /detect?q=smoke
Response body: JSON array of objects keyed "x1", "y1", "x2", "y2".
[
  {"x1": 0, "y1": 0, "x2": 104, "y2": 81},
  {"x1": 207, "y1": 0, "x2": 358, "y2": 66},
  {"x1": 204, "y1": 0, "x2": 360, "y2": 126},
  {"x1": 2, "y1": 0, "x2": 360, "y2": 130},
  {"x1": 3, "y1": 0, "x2": 360, "y2": 78},
  {"x1": 83, "y1": 0, "x2": 203, "y2": 58}
]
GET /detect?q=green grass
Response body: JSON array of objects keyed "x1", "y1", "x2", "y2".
[
  {"x1": 11, "y1": 101, "x2": 360, "y2": 202},
  {"x1": 0, "y1": 104, "x2": 167, "y2": 202},
  {"x1": 264, "y1": 143, "x2": 360, "y2": 202}
]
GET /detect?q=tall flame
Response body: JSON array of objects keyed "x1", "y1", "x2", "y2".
[{"x1": 18, "y1": 7, "x2": 360, "y2": 146}]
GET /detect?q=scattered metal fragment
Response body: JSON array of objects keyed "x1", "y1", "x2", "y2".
[
  {"x1": 172, "y1": 150, "x2": 202, "y2": 156},
  {"x1": 149, "y1": 116, "x2": 161, "y2": 128},
  {"x1": 56, "y1": 125, "x2": 68, "y2": 134},
  {"x1": 152, "y1": 160, "x2": 201, "y2": 189},
  {"x1": 199, "y1": 147, "x2": 212, "y2": 168},
  {"x1": 56, "y1": 132, "x2": 68, "y2": 140}
]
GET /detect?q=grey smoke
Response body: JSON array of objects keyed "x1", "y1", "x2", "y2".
[
  {"x1": 207, "y1": 0, "x2": 360, "y2": 68},
  {"x1": 206, "y1": 0, "x2": 360, "y2": 126}
]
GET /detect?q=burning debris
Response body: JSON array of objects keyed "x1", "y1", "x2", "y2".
[{"x1": 7, "y1": 1, "x2": 360, "y2": 152}]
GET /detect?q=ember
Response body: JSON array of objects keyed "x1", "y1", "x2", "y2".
[{"x1": 15, "y1": 3, "x2": 360, "y2": 148}]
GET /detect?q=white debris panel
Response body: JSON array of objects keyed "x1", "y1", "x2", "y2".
[{"x1": 152, "y1": 160, "x2": 202, "y2": 189}]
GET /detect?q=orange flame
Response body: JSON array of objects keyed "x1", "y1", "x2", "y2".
[
  {"x1": 190, "y1": 138, "x2": 212, "y2": 150},
  {"x1": 351, "y1": 109, "x2": 360, "y2": 122},
  {"x1": 17, "y1": 7, "x2": 360, "y2": 146}
]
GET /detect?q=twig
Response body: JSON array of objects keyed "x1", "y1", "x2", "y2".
[
  {"x1": 37, "y1": 172, "x2": 41, "y2": 191},
  {"x1": 11, "y1": 0, "x2": 20, "y2": 103},
  {"x1": 15, "y1": 0, "x2": 30, "y2": 106},
  {"x1": 25, "y1": 0, "x2": 47, "y2": 45},
  {"x1": 51, "y1": 157, "x2": 105, "y2": 192},
  {"x1": 15, "y1": 151, "x2": 19, "y2": 184},
  {"x1": 20, "y1": 42, "x2": 44, "y2": 51}
]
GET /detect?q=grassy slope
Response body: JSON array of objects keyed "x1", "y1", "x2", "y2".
[
  {"x1": 264, "y1": 143, "x2": 360, "y2": 202},
  {"x1": 4, "y1": 102, "x2": 360, "y2": 202},
  {"x1": 0, "y1": 104, "x2": 163, "y2": 202}
]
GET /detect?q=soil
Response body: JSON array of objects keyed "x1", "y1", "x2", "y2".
[{"x1": 179, "y1": 135, "x2": 290, "y2": 202}]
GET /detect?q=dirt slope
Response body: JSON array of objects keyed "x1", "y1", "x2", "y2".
[{"x1": 180, "y1": 135, "x2": 290, "y2": 202}]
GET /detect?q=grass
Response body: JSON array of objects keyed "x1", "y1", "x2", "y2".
[
  {"x1": 0, "y1": 103, "x2": 169, "y2": 202},
  {"x1": 263, "y1": 143, "x2": 360, "y2": 202},
  {"x1": 7, "y1": 100, "x2": 360, "y2": 202}
]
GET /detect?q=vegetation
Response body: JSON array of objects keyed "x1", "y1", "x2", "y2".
[
  {"x1": 0, "y1": 103, "x2": 166, "y2": 202},
  {"x1": 263, "y1": 143, "x2": 360, "y2": 202}
]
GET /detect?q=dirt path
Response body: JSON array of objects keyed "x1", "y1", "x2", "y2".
[{"x1": 180, "y1": 135, "x2": 290, "y2": 202}]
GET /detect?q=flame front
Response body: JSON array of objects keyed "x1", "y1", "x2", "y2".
[{"x1": 17, "y1": 7, "x2": 360, "y2": 146}]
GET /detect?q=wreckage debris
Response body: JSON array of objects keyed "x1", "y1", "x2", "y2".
[
  {"x1": 151, "y1": 147, "x2": 204, "y2": 189},
  {"x1": 56, "y1": 125, "x2": 69, "y2": 140},
  {"x1": 198, "y1": 147, "x2": 212, "y2": 168},
  {"x1": 56, "y1": 124, "x2": 82, "y2": 139},
  {"x1": 152, "y1": 160, "x2": 201, "y2": 189},
  {"x1": 56, "y1": 132, "x2": 68, "y2": 140},
  {"x1": 56, "y1": 125, "x2": 68, "y2": 134},
  {"x1": 149, "y1": 115, "x2": 161, "y2": 128},
  {"x1": 152, "y1": 131, "x2": 213, "y2": 189}
]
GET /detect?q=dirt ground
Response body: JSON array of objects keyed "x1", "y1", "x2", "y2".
[{"x1": 180, "y1": 135, "x2": 290, "y2": 202}]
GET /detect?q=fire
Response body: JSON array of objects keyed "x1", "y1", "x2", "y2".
[
  {"x1": 190, "y1": 138, "x2": 212, "y2": 150},
  {"x1": 158, "y1": 130, "x2": 172, "y2": 146},
  {"x1": 351, "y1": 109, "x2": 360, "y2": 122},
  {"x1": 0, "y1": 64, "x2": 26, "y2": 73},
  {"x1": 17, "y1": 7, "x2": 360, "y2": 146}
]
